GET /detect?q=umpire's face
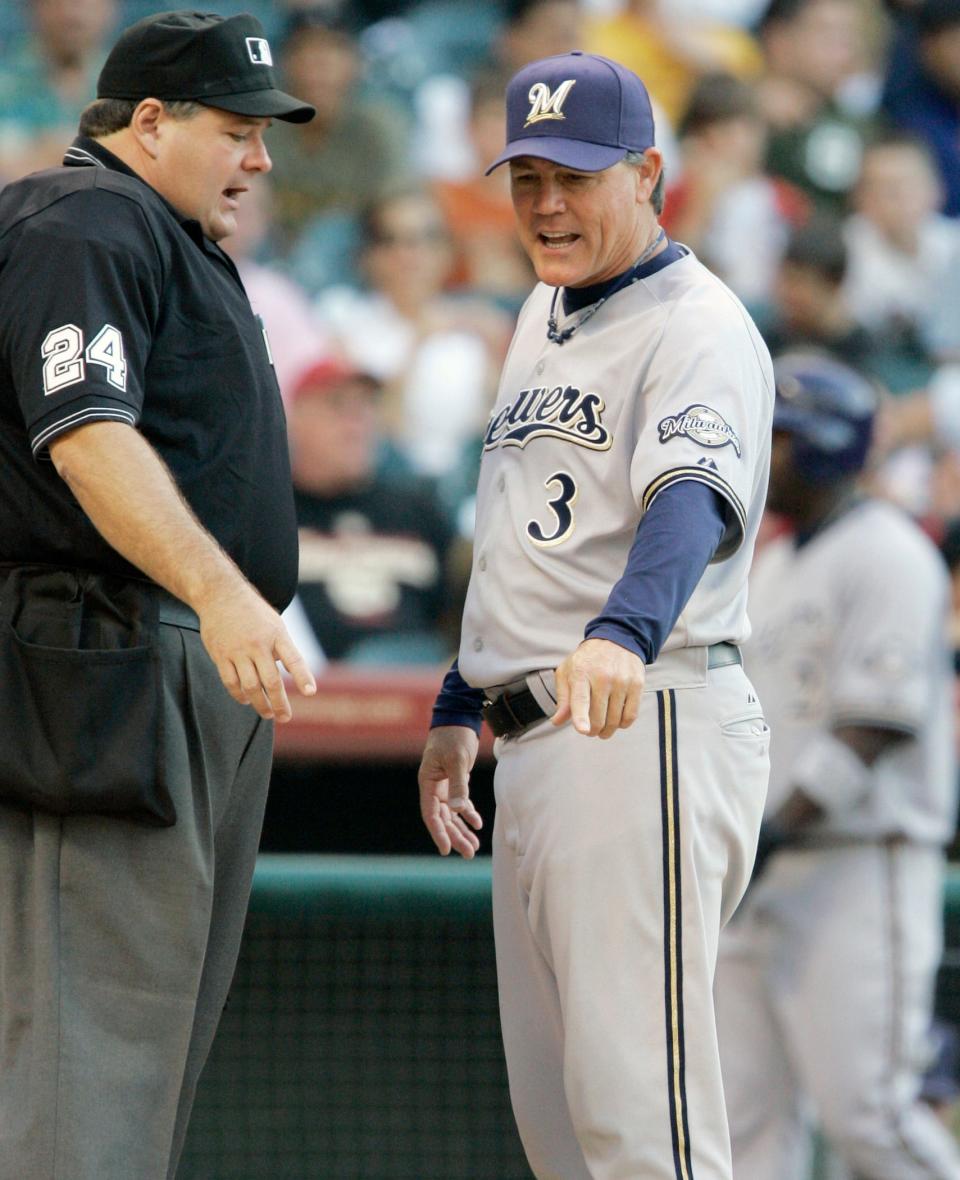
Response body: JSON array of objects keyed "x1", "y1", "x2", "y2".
[
  {"x1": 508, "y1": 151, "x2": 661, "y2": 289},
  {"x1": 146, "y1": 102, "x2": 273, "y2": 241}
]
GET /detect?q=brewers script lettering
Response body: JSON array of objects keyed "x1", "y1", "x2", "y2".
[{"x1": 483, "y1": 385, "x2": 612, "y2": 451}]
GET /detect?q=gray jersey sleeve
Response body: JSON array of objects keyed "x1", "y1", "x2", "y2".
[
  {"x1": 829, "y1": 515, "x2": 950, "y2": 732},
  {"x1": 628, "y1": 285, "x2": 772, "y2": 562}
]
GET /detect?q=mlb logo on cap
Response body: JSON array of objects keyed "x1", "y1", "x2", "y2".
[
  {"x1": 246, "y1": 36, "x2": 272, "y2": 65},
  {"x1": 486, "y1": 51, "x2": 656, "y2": 175}
]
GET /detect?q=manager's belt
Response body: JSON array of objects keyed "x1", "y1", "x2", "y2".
[{"x1": 482, "y1": 642, "x2": 743, "y2": 740}]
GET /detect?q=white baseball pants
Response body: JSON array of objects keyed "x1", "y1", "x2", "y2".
[
  {"x1": 717, "y1": 842, "x2": 960, "y2": 1180},
  {"x1": 491, "y1": 652, "x2": 770, "y2": 1179}
]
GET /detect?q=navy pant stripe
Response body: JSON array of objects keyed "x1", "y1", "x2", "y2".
[{"x1": 659, "y1": 688, "x2": 694, "y2": 1180}]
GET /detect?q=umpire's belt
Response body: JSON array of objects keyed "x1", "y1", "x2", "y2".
[
  {"x1": 156, "y1": 589, "x2": 201, "y2": 631},
  {"x1": 482, "y1": 642, "x2": 743, "y2": 739}
]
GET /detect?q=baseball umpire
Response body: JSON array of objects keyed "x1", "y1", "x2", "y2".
[
  {"x1": 0, "y1": 12, "x2": 317, "y2": 1180},
  {"x1": 417, "y1": 52, "x2": 773, "y2": 1179},
  {"x1": 715, "y1": 353, "x2": 960, "y2": 1179}
]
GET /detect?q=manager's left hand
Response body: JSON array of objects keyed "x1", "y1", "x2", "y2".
[{"x1": 552, "y1": 638, "x2": 646, "y2": 739}]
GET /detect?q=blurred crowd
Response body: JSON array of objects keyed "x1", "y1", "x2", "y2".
[{"x1": 4, "y1": 0, "x2": 960, "y2": 669}]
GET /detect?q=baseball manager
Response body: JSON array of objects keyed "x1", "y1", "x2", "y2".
[
  {"x1": 0, "y1": 11, "x2": 316, "y2": 1179},
  {"x1": 418, "y1": 51, "x2": 774, "y2": 1179}
]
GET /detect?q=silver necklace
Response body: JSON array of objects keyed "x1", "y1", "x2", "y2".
[{"x1": 546, "y1": 227, "x2": 667, "y2": 346}]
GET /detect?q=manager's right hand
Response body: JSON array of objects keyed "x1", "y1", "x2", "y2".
[{"x1": 417, "y1": 725, "x2": 482, "y2": 858}]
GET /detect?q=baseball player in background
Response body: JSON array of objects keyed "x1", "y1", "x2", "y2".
[
  {"x1": 716, "y1": 353, "x2": 960, "y2": 1179},
  {"x1": 417, "y1": 52, "x2": 773, "y2": 1180}
]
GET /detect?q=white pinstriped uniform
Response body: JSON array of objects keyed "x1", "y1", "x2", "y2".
[
  {"x1": 457, "y1": 249, "x2": 773, "y2": 1179},
  {"x1": 717, "y1": 499, "x2": 960, "y2": 1180}
]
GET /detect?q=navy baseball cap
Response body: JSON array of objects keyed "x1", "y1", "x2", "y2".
[
  {"x1": 485, "y1": 51, "x2": 655, "y2": 175},
  {"x1": 97, "y1": 11, "x2": 315, "y2": 124}
]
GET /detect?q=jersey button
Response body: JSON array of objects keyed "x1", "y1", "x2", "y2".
[
  {"x1": 498, "y1": 476, "x2": 506, "y2": 493},
  {"x1": 473, "y1": 637, "x2": 484, "y2": 652},
  {"x1": 478, "y1": 555, "x2": 487, "y2": 571},
  {"x1": 535, "y1": 360, "x2": 545, "y2": 375}
]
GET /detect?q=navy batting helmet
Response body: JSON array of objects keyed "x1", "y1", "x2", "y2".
[{"x1": 772, "y1": 352, "x2": 877, "y2": 483}]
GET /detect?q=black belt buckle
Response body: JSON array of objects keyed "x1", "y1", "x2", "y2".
[{"x1": 482, "y1": 681, "x2": 549, "y2": 739}]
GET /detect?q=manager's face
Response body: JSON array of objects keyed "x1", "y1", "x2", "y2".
[{"x1": 508, "y1": 151, "x2": 660, "y2": 289}]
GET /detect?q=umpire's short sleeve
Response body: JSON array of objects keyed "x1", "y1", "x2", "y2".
[{"x1": 0, "y1": 188, "x2": 161, "y2": 457}]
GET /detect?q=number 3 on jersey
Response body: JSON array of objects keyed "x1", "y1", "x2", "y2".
[
  {"x1": 527, "y1": 471, "x2": 578, "y2": 547},
  {"x1": 41, "y1": 323, "x2": 128, "y2": 395}
]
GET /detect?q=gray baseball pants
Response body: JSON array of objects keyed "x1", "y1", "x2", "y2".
[{"x1": 0, "y1": 618, "x2": 273, "y2": 1180}]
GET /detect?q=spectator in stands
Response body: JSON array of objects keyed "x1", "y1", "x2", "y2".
[
  {"x1": 868, "y1": 363, "x2": 960, "y2": 522},
  {"x1": 584, "y1": 0, "x2": 763, "y2": 128},
  {"x1": 756, "y1": 0, "x2": 878, "y2": 214},
  {"x1": 662, "y1": 71, "x2": 808, "y2": 313},
  {"x1": 883, "y1": 0, "x2": 960, "y2": 217},
  {"x1": 221, "y1": 175, "x2": 331, "y2": 406},
  {"x1": 266, "y1": 10, "x2": 412, "y2": 265},
  {"x1": 877, "y1": 364, "x2": 960, "y2": 453},
  {"x1": 413, "y1": 0, "x2": 584, "y2": 180},
  {"x1": 288, "y1": 357, "x2": 459, "y2": 664},
  {"x1": 764, "y1": 212, "x2": 935, "y2": 395},
  {"x1": 314, "y1": 187, "x2": 511, "y2": 482},
  {"x1": 672, "y1": 0, "x2": 771, "y2": 25},
  {"x1": 763, "y1": 213, "x2": 879, "y2": 370},
  {"x1": 496, "y1": 0, "x2": 584, "y2": 74},
  {"x1": 432, "y1": 71, "x2": 534, "y2": 312},
  {"x1": 0, "y1": 0, "x2": 116, "y2": 182},
  {"x1": 843, "y1": 132, "x2": 960, "y2": 377}
]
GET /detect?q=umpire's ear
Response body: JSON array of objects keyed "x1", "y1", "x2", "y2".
[
  {"x1": 129, "y1": 98, "x2": 166, "y2": 160},
  {"x1": 633, "y1": 147, "x2": 663, "y2": 207}
]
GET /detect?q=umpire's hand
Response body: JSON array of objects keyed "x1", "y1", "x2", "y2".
[
  {"x1": 47, "y1": 420, "x2": 316, "y2": 723},
  {"x1": 552, "y1": 638, "x2": 646, "y2": 739},
  {"x1": 418, "y1": 726, "x2": 482, "y2": 858},
  {"x1": 197, "y1": 580, "x2": 317, "y2": 723}
]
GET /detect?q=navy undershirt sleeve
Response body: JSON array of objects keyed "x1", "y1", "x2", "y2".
[
  {"x1": 430, "y1": 658, "x2": 485, "y2": 733},
  {"x1": 584, "y1": 481, "x2": 727, "y2": 663}
]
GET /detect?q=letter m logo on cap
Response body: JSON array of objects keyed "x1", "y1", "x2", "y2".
[
  {"x1": 525, "y1": 79, "x2": 576, "y2": 127},
  {"x1": 245, "y1": 36, "x2": 273, "y2": 66}
]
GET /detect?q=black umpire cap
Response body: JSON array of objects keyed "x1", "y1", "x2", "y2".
[{"x1": 97, "y1": 10, "x2": 316, "y2": 123}]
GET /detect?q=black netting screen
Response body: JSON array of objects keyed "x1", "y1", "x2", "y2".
[{"x1": 178, "y1": 857, "x2": 532, "y2": 1180}]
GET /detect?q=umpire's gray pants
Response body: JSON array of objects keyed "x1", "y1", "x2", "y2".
[{"x1": 0, "y1": 619, "x2": 274, "y2": 1180}]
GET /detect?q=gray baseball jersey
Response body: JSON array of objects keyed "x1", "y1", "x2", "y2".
[
  {"x1": 717, "y1": 496, "x2": 960, "y2": 1180},
  {"x1": 457, "y1": 248, "x2": 773, "y2": 690},
  {"x1": 748, "y1": 497, "x2": 956, "y2": 844}
]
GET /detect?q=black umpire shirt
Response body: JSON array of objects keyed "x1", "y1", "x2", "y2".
[{"x1": 0, "y1": 137, "x2": 298, "y2": 609}]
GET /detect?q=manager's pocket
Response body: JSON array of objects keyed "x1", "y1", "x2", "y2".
[
  {"x1": 0, "y1": 568, "x2": 175, "y2": 827},
  {"x1": 720, "y1": 711, "x2": 770, "y2": 740}
]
